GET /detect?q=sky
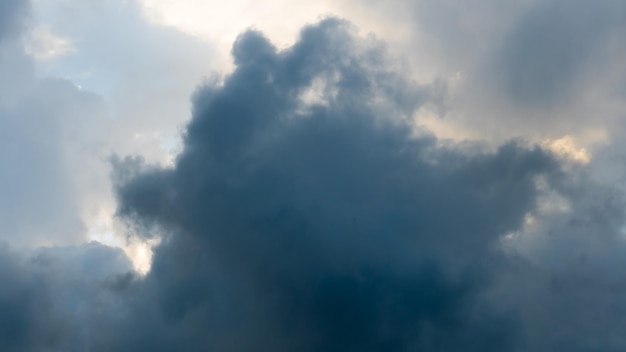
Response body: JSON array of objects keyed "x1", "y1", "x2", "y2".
[{"x1": 1, "y1": 0, "x2": 626, "y2": 351}]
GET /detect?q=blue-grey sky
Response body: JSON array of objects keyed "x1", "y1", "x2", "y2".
[{"x1": 2, "y1": 0, "x2": 626, "y2": 351}]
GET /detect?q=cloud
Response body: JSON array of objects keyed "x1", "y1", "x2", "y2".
[
  {"x1": 492, "y1": 170, "x2": 626, "y2": 351},
  {"x1": 3, "y1": 3, "x2": 626, "y2": 351},
  {"x1": 111, "y1": 19, "x2": 556, "y2": 351},
  {"x1": 0, "y1": 0, "x2": 28, "y2": 42},
  {"x1": 489, "y1": 0, "x2": 626, "y2": 108},
  {"x1": 0, "y1": 0, "x2": 103, "y2": 247},
  {"x1": 0, "y1": 0, "x2": 215, "y2": 248},
  {"x1": 473, "y1": 0, "x2": 626, "y2": 140},
  {"x1": 344, "y1": 0, "x2": 626, "y2": 144},
  {"x1": 0, "y1": 0, "x2": 222, "y2": 252},
  {"x1": 0, "y1": 242, "x2": 132, "y2": 352},
  {"x1": 34, "y1": 0, "x2": 216, "y2": 156}
]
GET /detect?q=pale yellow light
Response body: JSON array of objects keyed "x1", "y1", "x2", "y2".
[{"x1": 543, "y1": 135, "x2": 591, "y2": 164}]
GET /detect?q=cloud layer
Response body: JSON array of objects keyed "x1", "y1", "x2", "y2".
[{"x1": 2, "y1": 0, "x2": 626, "y2": 351}]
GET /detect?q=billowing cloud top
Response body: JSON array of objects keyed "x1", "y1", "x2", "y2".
[{"x1": 2, "y1": 0, "x2": 626, "y2": 351}]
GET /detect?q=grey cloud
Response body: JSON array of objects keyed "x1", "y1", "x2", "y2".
[
  {"x1": 351, "y1": 0, "x2": 626, "y2": 141},
  {"x1": 0, "y1": 0, "x2": 33, "y2": 104},
  {"x1": 0, "y1": 0, "x2": 114, "y2": 246},
  {"x1": 492, "y1": 0, "x2": 626, "y2": 108},
  {"x1": 0, "y1": 75, "x2": 110, "y2": 246},
  {"x1": 37, "y1": 0, "x2": 216, "y2": 159},
  {"x1": 490, "y1": 172, "x2": 626, "y2": 351},
  {"x1": 1, "y1": 1, "x2": 223, "y2": 246},
  {"x1": 0, "y1": 242, "x2": 132, "y2": 352},
  {"x1": 0, "y1": 0, "x2": 27, "y2": 42},
  {"x1": 4, "y1": 3, "x2": 626, "y2": 351},
  {"x1": 401, "y1": 0, "x2": 626, "y2": 108},
  {"x1": 0, "y1": 0, "x2": 220, "y2": 248},
  {"x1": 463, "y1": 0, "x2": 626, "y2": 139},
  {"x1": 111, "y1": 19, "x2": 556, "y2": 351},
  {"x1": 0, "y1": 0, "x2": 136, "y2": 247},
  {"x1": 107, "y1": 8, "x2": 626, "y2": 352}
]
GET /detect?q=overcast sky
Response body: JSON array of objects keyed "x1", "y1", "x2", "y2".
[{"x1": 2, "y1": 0, "x2": 626, "y2": 351}]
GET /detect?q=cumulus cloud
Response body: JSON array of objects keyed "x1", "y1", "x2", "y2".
[
  {"x1": 107, "y1": 13, "x2": 626, "y2": 349},
  {"x1": 109, "y1": 19, "x2": 559, "y2": 351},
  {"x1": 0, "y1": 14, "x2": 558, "y2": 351}
]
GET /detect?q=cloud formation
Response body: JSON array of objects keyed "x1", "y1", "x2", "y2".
[
  {"x1": 3, "y1": 1, "x2": 626, "y2": 351},
  {"x1": 111, "y1": 19, "x2": 557, "y2": 351}
]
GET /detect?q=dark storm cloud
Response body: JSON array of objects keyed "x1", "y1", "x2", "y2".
[{"x1": 111, "y1": 19, "x2": 557, "y2": 351}]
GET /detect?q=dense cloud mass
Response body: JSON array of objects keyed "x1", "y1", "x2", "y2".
[
  {"x1": 3, "y1": 0, "x2": 626, "y2": 351},
  {"x1": 110, "y1": 19, "x2": 556, "y2": 351}
]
